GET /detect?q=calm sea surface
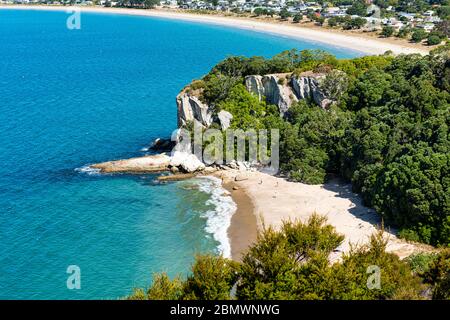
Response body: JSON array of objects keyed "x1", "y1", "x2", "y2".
[{"x1": 0, "y1": 9, "x2": 359, "y2": 299}]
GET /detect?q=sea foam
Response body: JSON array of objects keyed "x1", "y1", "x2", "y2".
[
  {"x1": 74, "y1": 165, "x2": 101, "y2": 176},
  {"x1": 195, "y1": 176, "x2": 237, "y2": 259}
]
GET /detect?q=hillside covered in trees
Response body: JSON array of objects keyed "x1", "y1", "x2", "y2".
[{"x1": 185, "y1": 45, "x2": 449, "y2": 247}]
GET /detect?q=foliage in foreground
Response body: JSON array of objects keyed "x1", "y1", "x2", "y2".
[
  {"x1": 422, "y1": 249, "x2": 450, "y2": 299},
  {"x1": 127, "y1": 215, "x2": 439, "y2": 300}
]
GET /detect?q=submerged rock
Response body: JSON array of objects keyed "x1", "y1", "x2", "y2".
[{"x1": 150, "y1": 138, "x2": 175, "y2": 152}]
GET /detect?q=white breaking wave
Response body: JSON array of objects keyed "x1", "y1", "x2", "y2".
[
  {"x1": 195, "y1": 176, "x2": 237, "y2": 259},
  {"x1": 74, "y1": 165, "x2": 101, "y2": 176}
]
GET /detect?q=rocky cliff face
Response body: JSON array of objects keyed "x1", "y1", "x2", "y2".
[
  {"x1": 245, "y1": 71, "x2": 333, "y2": 112},
  {"x1": 176, "y1": 71, "x2": 335, "y2": 129},
  {"x1": 176, "y1": 89, "x2": 233, "y2": 130},
  {"x1": 245, "y1": 74, "x2": 298, "y2": 115},
  {"x1": 176, "y1": 91, "x2": 213, "y2": 128}
]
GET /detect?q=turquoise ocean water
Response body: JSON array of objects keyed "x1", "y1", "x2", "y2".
[{"x1": 0, "y1": 9, "x2": 359, "y2": 299}]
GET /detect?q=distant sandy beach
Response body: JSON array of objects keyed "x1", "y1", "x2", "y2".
[{"x1": 0, "y1": 5, "x2": 430, "y2": 55}]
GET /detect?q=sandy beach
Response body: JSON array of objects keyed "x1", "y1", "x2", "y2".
[
  {"x1": 0, "y1": 5, "x2": 430, "y2": 55},
  {"x1": 216, "y1": 170, "x2": 433, "y2": 261},
  {"x1": 222, "y1": 180, "x2": 258, "y2": 261}
]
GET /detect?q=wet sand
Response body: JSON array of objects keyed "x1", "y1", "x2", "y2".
[{"x1": 223, "y1": 180, "x2": 258, "y2": 262}]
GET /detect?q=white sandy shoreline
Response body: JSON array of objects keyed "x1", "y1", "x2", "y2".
[
  {"x1": 217, "y1": 170, "x2": 434, "y2": 261},
  {"x1": 0, "y1": 5, "x2": 430, "y2": 55}
]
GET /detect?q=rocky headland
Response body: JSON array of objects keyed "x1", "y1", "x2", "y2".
[
  {"x1": 91, "y1": 69, "x2": 337, "y2": 176},
  {"x1": 89, "y1": 68, "x2": 435, "y2": 261}
]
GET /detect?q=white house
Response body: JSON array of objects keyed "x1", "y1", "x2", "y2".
[{"x1": 418, "y1": 23, "x2": 435, "y2": 32}]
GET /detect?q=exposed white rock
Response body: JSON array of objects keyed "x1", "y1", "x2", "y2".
[
  {"x1": 290, "y1": 76, "x2": 315, "y2": 100},
  {"x1": 261, "y1": 75, "x2": 297, "y2": 114},
  {"x1": 217, "y1": 110, "x2": 233, "y2": 130},
  {"x1": 176, "y1": 71, "x2": 337, "y2": 132},
  {"x1": 176, "y1": 91, "x2": 213, "y2": 127},
  {"x1": 237, "y1": 161, "x2": 248, "y2": 171},
  {"x1": 318, "y1": 98, "x2": 334, "y2": 109},
  {"x1": 170, "y1": 151, "x2": 205, "y2": 173},
  {"x1": 245, "y1": 75, "x2": 264, "y2": 100},
  {"x1": 245, "y1": 74, "x2": 298, "y2": 115},
  {"x1": 245, "y1": 72, "x2": 335, "y2": 112},
  {"x1": 171, "y1": 128, "x2": 192, "y2": 153},
  {"x1": 291, "y1": 73, "x2": 336, "y2": 109}
]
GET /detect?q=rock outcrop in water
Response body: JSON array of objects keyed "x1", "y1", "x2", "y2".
[{"x1": 91, "y1": 154, "x2": 172, "y2": 173}]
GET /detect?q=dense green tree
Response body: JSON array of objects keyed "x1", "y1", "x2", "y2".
[
  {"x1": 279, "y1": 8, "x2": 291, "y2": 21},
  {"x1": 293, "y1": 13, "x2": 303, "y2": 23},
  {"x1": 343, "y1": 17, "x2": 367, "y2": 30},
  {"x1": 182, "y1": 255, "x2": 238, "y2": 300},
  {"x1": 347, "y1": 1, "x2": 369, "y2": 16},
  {"x1": 381, "y1": 25, "x2": 395, "y2": 37},
  {"x1": 396, "y1": 27, "x2": 412, "y2": 38},
  {"x1": 411, "y1": 28, "x2": 428, "y2": 42},
  {"x1": 437, "y1": 5, "x2": 450, "y2": 19},
  {"x1": 217, "y1": 84, "x2": 274, "y2": 130},
  {"x1": 427, "y1": 34, "x2": 442, "y2": 46},
  {"x1": 435, "y1": 20, "x2": 450, "y2": 37},
  {"x1": 423, "y1": 250, "x2": 450, "y2": 299}
]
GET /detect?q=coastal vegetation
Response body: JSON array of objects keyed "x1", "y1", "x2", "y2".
[
  {"x1": 127, "y1": 215, "x2": 449, "y2": 300},
  {"x1": 185, "y1": 45, "x2": 449, "y2": 247}
]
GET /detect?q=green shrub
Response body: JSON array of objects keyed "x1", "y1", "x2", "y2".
[
  {"x1": 411, "y1": 29, "x2": 428, "y2": 42},
  {"x1": 423, "y1": 249, "x2": 450, "y2": 299},
  {"x1": 293, "y1": 14, "x2": 303, "y2": 23},
  {"x1": 182, "y1": 255, "x2": 238, "y2": 300},
  {"x1": 237, "y1": 214, "x2": 344, "y2": 299},
  {"x1": 127, "y1": 215, "x2": 430, "y2": 300},
  {"x1": 125, "y1": 273, "x2": 184, "y2": 300},
  {"x1": 427, "y1": 35, "x2": 442, "y2": 46},
  {"x1": 147, "y1": 273, "x2": 184, "y2": 300},
  {"x1": 331, "y1": 232, "x2": 426, "y2": 300},
  {"x1": 406, "y1": 253, "x2": 438, "y2": 274}
]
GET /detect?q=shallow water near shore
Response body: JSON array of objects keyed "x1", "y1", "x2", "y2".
[{"x1": 0, "y1": 9, "x2": 358, "y2": 299}]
